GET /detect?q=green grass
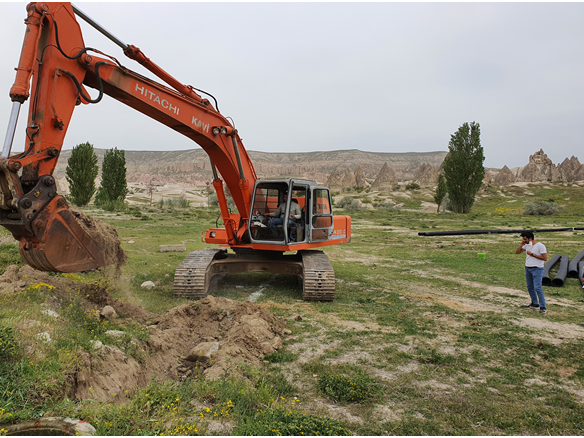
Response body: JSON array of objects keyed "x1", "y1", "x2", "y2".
[
  {"x1": 317, "y1": 372, "x2": 383, "y2": 403},
  {"x1": 0, "y1": 243, "x2": 24, "y2": 275},
  {"x1": 233, "y1": 406, "x2": 353, "y2": 436},
  {"x1": 1, "y1": 186, "x2": 584, "y2": 435},
  {"x1": 264, "y1": 349, "x2": 299, "y2": 363}
]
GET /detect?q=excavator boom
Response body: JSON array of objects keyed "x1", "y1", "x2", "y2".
[
  {"x1": 1, "y1": 3, "x2": 350, "y2": 300},
  {"x1": 1, "y1": 2, "x2": 254, "y2": 272}
]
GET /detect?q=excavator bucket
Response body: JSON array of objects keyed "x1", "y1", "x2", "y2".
[{"x1": 18, "y1": 196, "x2": 108, "y2": 273}]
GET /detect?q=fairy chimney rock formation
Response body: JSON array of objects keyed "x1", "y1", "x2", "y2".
[
  {"x1": 354, "y1": 166, "x2": 367, "y2": 188},
  {"x1": 341, "y1": 168, "x2": 356, "y2": 189},
  {"x1": 519, "y1": 149, "x2": 562, "y2": 182},
  {"x1": 325, "y1": 167, "x2": 344, "y2": 190},
  {"x1": 493, "y1": 165, "x2": 515, "y2": 185},
  {"x1": 558, "y1": 156, "x2": 584, "y2": 182},
  {"x1": 326, "y1": 166, "x2": 358, "y2": 191},
  {"x1": 371, "y1": 163, "x2": 398, "y2": 191},
  {"x1": 413, "y1": 163, "x2": 439, "y2": 186}
]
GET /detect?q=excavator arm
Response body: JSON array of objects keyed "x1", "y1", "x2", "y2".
[{"x1": 1, "y1": 2, "x2": 256, "y2": 272}]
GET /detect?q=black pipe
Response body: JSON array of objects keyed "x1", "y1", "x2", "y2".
[
  {"x1": 542, "y1": 255, "x2": 561, "y2": 287},
  {"x1": 579, "y1": 261, "x2": 584, "y2": 285},
  {"x1": 575, "y1": 228, "x2": 584, "y2": 231},
  {"x1": 568, "y1": 250, "x2": 584, "y2": 278},
  {"x1": 418, "y1": 228, "x2": 573, "y2": 237},
  {"x1": 551, "y1": 255, "x2": 569, "y2": 287}
]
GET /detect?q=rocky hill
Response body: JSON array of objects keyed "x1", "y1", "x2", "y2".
[
  {"x1": 53, "y1": 148, "x2": 448, "y2": 188},
  {"x1": 51, "y1": 147, "x2": 584, "y2": 194}
]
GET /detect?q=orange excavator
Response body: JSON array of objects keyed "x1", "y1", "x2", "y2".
[{"x1": 0, "y1": 2, "x2": 351, "y2": 301}]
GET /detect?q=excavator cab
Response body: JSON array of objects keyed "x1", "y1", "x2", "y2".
[{"x1": 249, "y1": 179, "x2": 333, "y2": 245}]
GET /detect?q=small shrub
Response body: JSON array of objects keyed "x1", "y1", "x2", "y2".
[
  {"x1": 234, "y1": 406, "x2": 352, "y2": 436},
  {"x1": 336, "y1": 197, "x2": 362, "y2": 212},
  {"x1": 96, "y1": 198, "x2": 126, "y2": 212},
  {"x1": 416, "y1": 348, "x2": 455, "y2": 365},
  {"x1": 317, "y1": 372, "x2": 381, "y2": 403},
  {"x1": 156, "y1": 198, "x2": 192, "y2": 209},
  {"x1": 524, "y1": 200, "x2": 559, "y2": 216},
  {"x1": 0, "y1": 326, "x2": 17, "y2": 359},
  {"x1": 264, "y1": 350, "x2": 298, "y2": 363},
  {"x1": 207, "y1": 193, "x2": 234, "y2": 209},
  {"x1": 208, "y1": 193, "x2": 218, "y2": 207},
  {"x1": 406, "y1": 182, "x2": 421, "y2": 190},
  {"x1": 168, "y1": 198, "x2": 191, "y2": 208},
  {"x1": 260, "y1": 372, "x2": 296, "y2": 397},
  {"x1": 378, "y1": 202, "x2": 400, "y2": 212}
]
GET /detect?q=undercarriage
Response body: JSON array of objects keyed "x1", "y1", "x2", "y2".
[{"x1": 174, "y1": 249, "x2": 335, "y2": 301}]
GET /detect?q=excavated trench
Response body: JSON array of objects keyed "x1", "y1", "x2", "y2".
[{"x1": 0, "y1": 265, "x2": 285, "y2": 404}]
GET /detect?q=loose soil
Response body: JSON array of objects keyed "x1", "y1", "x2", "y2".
[
  {"x1": 1, "y1": 265, "x2": 285, "y2": 404},
  {"x1": 70, "y1": 208, "x2": 126, "y2": 271}
]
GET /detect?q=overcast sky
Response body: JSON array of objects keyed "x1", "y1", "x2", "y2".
[{"x1": 1, "y1": 2, "x2": 582, "y2": 169}]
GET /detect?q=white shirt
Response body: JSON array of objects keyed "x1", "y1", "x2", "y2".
[{"x1": 523, "y1": 242, "x2": 547, "y2": 268}]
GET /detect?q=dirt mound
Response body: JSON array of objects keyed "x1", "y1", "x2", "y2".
[
  {"x1": 73, "y1": 295, "x2": 286, "y2": 402},
  {"x1": 70, "y1": 208, "x2": 126, "y2": 271},
  {"x1": 0, "y1": 264, "x2": 72, "y2": 296},
  {"x1": 1, "y1": 265, "x2": 285, "y2": 403}
]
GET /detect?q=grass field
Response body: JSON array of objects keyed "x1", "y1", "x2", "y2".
[{"x1": 0, "y1": 182, "x2": 583, "y2": 435}]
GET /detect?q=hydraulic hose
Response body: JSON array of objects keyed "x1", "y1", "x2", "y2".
[
  {"x1": 551, "y1": 255, "x2": 569, "y2": 287},
  {"x1": 568, "y1": 250, "x2": 584, "y2": 278},
  {"x1": 542, "y1": 255, "x2": 560, "y2": 287}
]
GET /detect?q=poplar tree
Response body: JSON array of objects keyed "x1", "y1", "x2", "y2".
[
  {"x1": 95, "y1": 147, "x2": 128, "y2": 209},
  {"x1": 442, "y1": 122, "x2": 485, "y2": 214},
  {"x1": 434, "y1": 173, "x2": 447, "y2": 213},
  {"x1": 65, "y1": 142, "x2": 98, "y2": 206}
]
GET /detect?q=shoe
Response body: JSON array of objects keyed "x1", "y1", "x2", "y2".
[
  {"x1": 522, "y1": 303, "x2": 539, "y2": 310},
  {"x1": 539, "y1": 307, "x2": 547, "y2": 314}
]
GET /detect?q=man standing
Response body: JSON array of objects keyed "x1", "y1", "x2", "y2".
[{"x1": 515, "y1": 231, "x2": 548, "y2": 314}]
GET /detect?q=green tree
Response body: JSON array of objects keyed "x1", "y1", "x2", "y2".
[
  {"x1": 65, "y1": 142, "x2": 98, "y2": 206},
  {"x1": 442, "y1": 122, "x2": 485, "y2": 214},
  {"x1": 434, "y1": 173, "x2": 447, "y2": 213},
  {"x1": 95, "y1": 147, "x2": 127, "y2": 210}
]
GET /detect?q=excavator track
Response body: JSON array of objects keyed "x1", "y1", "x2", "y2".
[
  {"x1": 300, "y1": 250, "x2": 335, "y2": 302},
  {"x1": 173, "y1": 248, "x2": 226, "y2": 300},
  {"x1": 173, "y1": 248, "x2": 335, "y2": 301}
]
